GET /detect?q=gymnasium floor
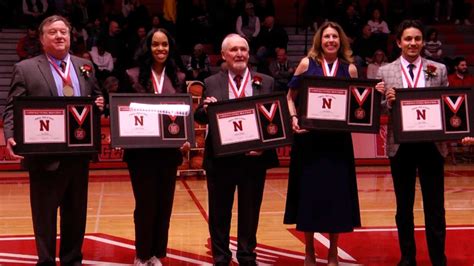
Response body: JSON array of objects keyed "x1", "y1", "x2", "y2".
[{"x1": 0, "y1": 165, "x2": 473, "y2": 265}]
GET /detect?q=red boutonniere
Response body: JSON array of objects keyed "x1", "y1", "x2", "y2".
[
  {"x1": 424, "y1": 64, "x2": 438, "y2": 79},
  {"x1": 252, "y1": 75, "x2": 262, "y2": 89},
  {"x1": 80, "y1": 64, "x2": 93, "y2": 78}
]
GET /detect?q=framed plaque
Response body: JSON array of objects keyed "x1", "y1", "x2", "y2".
[
  {"x1": 299, "y1": 76, "x2": 382, "y2": 133},
  {"x1": 392, "y1": 86, "x2": 474, "y2": 142},
  {"x1": 206, "y1": 92, "x2": 292, "y2": 157},
  {"x1": 13, "y1": 96, "x2": 101, "y2": 155},
  {"x1": 109, "y1": 93, "x2": 195, "y2": 148}
]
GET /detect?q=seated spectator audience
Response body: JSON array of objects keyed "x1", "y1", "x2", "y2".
[
  {"x1": 16, "y1": 25, "x2": 42, "y2": 61},
  {"x1": 86, "y1": 18, "x2": 104, "y2": 50},
  {"x1": 22, "y1": 0, "x2": 48, "y2": 26},
  {"x1": 424, "y1": 28, "x2": 443, "y2": 62},
  {"x1": 71, "y1": 23, "x2": 88, "y2": 55},
  {"x1": 254, "y1": 0, "x2": 275, "y2": 21},
  {"x1": 186, "y1": 43, "x2": 211, "y2": 81},
  {"x1": 101, "y1": 20, "x2": 128, "y2": 71},
  {"x1": 365, "y1": 0, "x2": 385, "y2": 21},
  {"x1": 448, "y1": 56, "x2": 474, "y2": 86},
  {"x1": 90, "y1": 41, "x2": 114, "y2": 83},
  {"x1": 366, "y1": 49, "x2": 388, "y2": 79},
  {"x1": 340, "y1": 4, "x2": 362, "y2": 43},
  {"x1": 268, "y1": 48, "x2": 295, "y2": 92},
  {"x1": 367, "y1": 8, "x2": 390, "y2": 52},
  {"x1": 236, "y1": 3, "x2": 260, "y2": 50},
  {"x1": 71, "y1": 0, "x2": 91, "y2": 26},
  {"x1": 453, "y1": 0, "x2": 472, "y2": 25},
  {"x1": 125, "y1": 0, "x2": 150, "y2": 33},
  {"x1": 131, "y1": 26, "x2": 148, "y2": 63},
  {"x1": 90, "y1": 42, "x2": 114, "y2": 72},
  {"x1": 352, "y1": 24, "x2": 377, "y2": 67},
  {"x1": 434, "y1": 0, "x2": 453, "y2": 22},
  {"x1": 256, "y1": 16, "x2": 288, "y2": 61}
]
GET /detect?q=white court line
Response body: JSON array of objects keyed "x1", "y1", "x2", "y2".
[
  {"x1": 94, "y1": 183, "x2": 105, "y2": 233},
  {"x1": 354, "y1": 226, "x2": 474, "y2": 232},
  {"x1": 0, "y1": 258, "x2": 35, "y2": 264},
  {"x1": 85, "y1": 235, "x2": 213, "y2": 265},
  {"x1": 314, "y1": 233, "x2": 356, "y2": 262}
]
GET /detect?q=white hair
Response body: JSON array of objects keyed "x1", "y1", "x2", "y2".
[{"x1": 221, "y1": 34, "x2": 249, "y2": 52}]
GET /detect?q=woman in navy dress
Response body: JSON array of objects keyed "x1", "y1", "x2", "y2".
[{"x1": 284, "y1": 21, "x2": 368, "y2": 266}]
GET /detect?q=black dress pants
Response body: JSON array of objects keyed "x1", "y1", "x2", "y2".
[
  {"x1": 206, "y1": 166, "x2": 266, "y2": 265},
  {"x1": 127, "y1": 158, "x2": 178, "y2": 260},
  {"x1": 28, "y1": 156, "x2": 90, "y2": 266},
  {"x1": 389, "y1": 143, "x2": 447, "y2": 266}
]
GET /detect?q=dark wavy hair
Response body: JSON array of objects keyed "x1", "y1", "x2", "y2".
[
  {"x1": 138, "y1": 28, "x2": 180, "y2": 91},
  {"x1": 396, "y1": 20, "x2": 424, "y2": 41}
]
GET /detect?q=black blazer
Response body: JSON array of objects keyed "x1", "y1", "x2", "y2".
[{"x1": 194, "y1": 70, "x2": 279, "y2": 172}]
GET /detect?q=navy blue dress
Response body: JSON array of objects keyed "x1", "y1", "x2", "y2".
[{"x1": 283, "y1": 58, "x2": 361, "y2": 233}]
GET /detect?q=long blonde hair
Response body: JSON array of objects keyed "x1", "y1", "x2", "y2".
[{"x1": 307, "y1": 21, "x2": 353, "y2": 64}]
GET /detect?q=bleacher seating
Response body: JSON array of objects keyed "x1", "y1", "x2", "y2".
[{"x1": 0, "y1": 29, "x2": 21, "y2": 115}]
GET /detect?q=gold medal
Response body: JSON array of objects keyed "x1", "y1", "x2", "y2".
[
  {"x1": 267, "y1": 123, "x2": 278, "y2": 135},
  {"x1": 74, "y1": 127, "x2": 86, "y2": 140},
  {"x1": 168, "y1": 122, "x2": 180, "y2": 135},
  {"x1": 355, "y1": 107, "x2": 366, "y2": 119},
  {"x1": 63, "y1": 85, "x2": 74, "y2": 96},
  {"x1": 450, "y1": 115, "x2": 462, "y2": 128}
]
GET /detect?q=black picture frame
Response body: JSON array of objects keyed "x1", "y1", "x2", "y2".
[
  {"x1": 392, "y1": 86, "x2": 474, "y2": 143},
  {"x1": 13, "y1": 96, "x2": 101, "y2": 155},
  {"x1": 298, "y1": 76, "x2": 382, "y2": 133},
  {"x1": 109, "y1": 93, "x2": 195, "y2": 148},
  {"x1": 206, "y1": 92, "x2": 292, "y2": 157}
]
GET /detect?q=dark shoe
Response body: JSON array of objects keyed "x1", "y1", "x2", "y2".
[
  {"x1": 238, "y1": 261, "x2": 257, "y2": 266},
  {"x1": 397, "y1": 258, "x2": 416, "y2": 266},
  {"x1": 214, "y1": 262, "x2": 230, "y2": 266}
]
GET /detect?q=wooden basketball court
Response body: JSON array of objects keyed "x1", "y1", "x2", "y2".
[{"x1": 0, "y1": 165, "x2": 473, "y2": 265}]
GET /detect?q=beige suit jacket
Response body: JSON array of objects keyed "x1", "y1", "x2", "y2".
[{"x1": 377, "y1": 57, "x2": 449, "y2": 157}]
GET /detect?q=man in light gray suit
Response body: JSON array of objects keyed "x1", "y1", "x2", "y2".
[
  {"x1": 3, "y1": 15, "x2": 103, "y2": 265},
  {"x1": 376, "y1": 20, "x2": 448, "y2": 266},
  {"x1": 194, "y1": 34, "x2": 278, "y2": 266}
]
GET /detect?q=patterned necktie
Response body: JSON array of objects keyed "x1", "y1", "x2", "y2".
[
  {"x1": 408, "y1": 64, "x2": 415, "y2": 80},
  {"x1": 234, "y1": 75, "x2": 242, "y2": 89},
  {"x1": 60, "y1": 61, "x2": 66, "y2": 73}
]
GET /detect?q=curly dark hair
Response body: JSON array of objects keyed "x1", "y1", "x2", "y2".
[{"x1": 137, "y1": 28, "x2": 181, "y2": 91}]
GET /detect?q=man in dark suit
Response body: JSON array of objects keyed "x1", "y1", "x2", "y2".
[
  {"x1": 376, "y1": 20, "x2": 448, "y2": 266},
  {"x1": 3, "y1": 15, "x2": 103, "y2": 265},
  {"x1": 194, "y1": 34, "x2": 278, "y2": 266}
]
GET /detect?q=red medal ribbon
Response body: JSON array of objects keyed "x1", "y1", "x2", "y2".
[
  {"x1": 258, "y1": 102, "x2": 278, "y2": 123},
  {"x1": 69, "y1": 105, "x2": 90, "y2": 126},
  {"x1": 351, "y1": 87, "x2": 371, "y2": 107},
  {"x1": 443, "y1": 95, "x2": 465, "y2": 114},
  {"x1": 47, "y1": 55, "x2": 73, "y2": 86},
  {"x1": 322, "y1": 58, "x2": 339, "y2": 77},
  {"x1": 228, "y1": 69, "x2": 250, "y2": 98},
  {"x1": 400, "y1": 62, "x2": 423, "y2": 88}
]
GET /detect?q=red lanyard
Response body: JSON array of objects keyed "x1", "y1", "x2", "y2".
[
  {"x1": 228, "y1": 70, "x2": 250, "y2": 98},
  {"x1": 400, "y1": 62, "x2": 423, "y2": 88}
]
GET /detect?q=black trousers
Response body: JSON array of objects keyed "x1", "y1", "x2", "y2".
[
  {"x1": 206, "y1": 166, "x2": 266, "y2": 264},
  {"x1": 127, "y1": 158, "x2": 177, "y2": 260},
  {"x1": 28, "y1": 157, "x2": 90, "y2": 266},
  {"x1": 389, "y1": 143, "x2": 447, "y2": 266}
]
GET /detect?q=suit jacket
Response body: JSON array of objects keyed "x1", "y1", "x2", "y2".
[
  {"x1": 194, "y1": 70, "x2": 279, "y2": 172},
  {"x1": 2, "y1": 54, "x2": 102, "y2": 170},
  {"x1": 377, "y1": 57, "x2": 449, "y2": 157}
]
